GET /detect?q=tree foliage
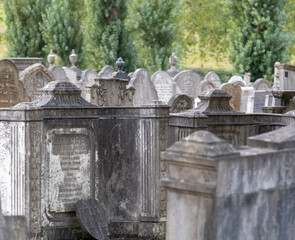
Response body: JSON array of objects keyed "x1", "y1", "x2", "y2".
[
  {"x1": 83, "y1": 0, "x2": 136, "y2": 72},
  {"x1": 127, "y1": 0, "x2": 181, "y2": 73},
  {"x1": 41, "y1": 0, "x2": 84, "y2": 66},
  {"x1": 4, "y1": 0, "x2": 50, "y2": 57},
  {"x1": 227, "y1": 0, "x2": 292, "y2": 81}
]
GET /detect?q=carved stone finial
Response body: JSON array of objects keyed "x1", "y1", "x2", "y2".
[
  {"x1": 169, "y1": 52, "x2": 178, "y2": 68},
  {"x1": 116, "y1": 57, "x2": 125, "y2": 72},
  {"x1": 47, "y1": 50, "x2": 55, "y2": 67},
  {"x1": 69, "y1": 49, "x2": 77, "y2": 67}
]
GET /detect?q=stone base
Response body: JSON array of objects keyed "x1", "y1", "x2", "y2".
[
  {"x1": 262, "y1": 106, "x2": 287, "y2": 114},
  {"x1": 40, "y1": 226, "x2": 83, "y2": 240}
]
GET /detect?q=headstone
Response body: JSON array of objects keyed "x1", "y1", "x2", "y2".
[
  {"x1": 168, "y1": 94, "x2": 193, "y2": 113},
  {"x1": 253, "y1": 90, "x2": 273, "y2": 113},
  {"x1": 76, "y1": 199, "x2": 108, "y2": 240},
  {"x1": 0, "y1": 59, "x2": 30, "y2": 107},
  {"x1": 63, "y1": 67, "x2": 80, "y2": 87},
  {"x1": 228, "y1": 75, "x2": 246, "y2": 87},
  {"x1": 240, "y1": 87, "x2": 254, "y2": 113},
  {"x1": 49, "y1": 65, "x2": 69, "y2": 82},
  {"x1": 204, "y1": 71, "x2": 221, "y2": 87},
  {"x1": 98, "y1": 65, "x2": 115, "y2": 78},
  {"x1": 129, "y1": 68, "x2": 158, "y2": 106},
  {"x1": 151, "y1": 70, "x2": 175, "y2": 103},
  {"x1": 253, "y1": 78, "x2": 271, "y2": 90},
  {"x1": 167, "y1": 52, "x2": 180, "y2": 77},
  {"x1": 80, "y1": 69, "x2": 98, "y2": 99},
  {"x1": 20, "y1": 63, "x2": 55, "y2": 101},
  {"x1": 173, "y1": 70, "x2": 202, "y2": 98},
  {"x1": 4, "y1": 57, "x2": 43, "y2": 73},
  {"x1": 243, "y1": 73, "x2": 251, "y2": 87},
  {"x1": 220, "y1": 83, "x2": 242, "y2": 111},
  {"x1": 196, "y1": 80, "x2": 217, "y2": 97}
]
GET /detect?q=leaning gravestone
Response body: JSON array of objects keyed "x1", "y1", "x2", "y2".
[
  {"x1": 151, "y1": 70, "x2": 175, "y2": 103},
  {"x1": 173, "y1": 70, "x2": 202, "y2": 98},
  {"x1": 196, "y1": 80, "x2": 217, "y2": 97},
  {"x1": 168, "y1": 94, "x2": 193, "y2": 113},
  {"x1": 220, "y1": 82, "x2": 242, "y2": 111},
  {"x1": 98, "y1": 65, "x2": 115, "y2": 78},
  {"x1": 76, "y1": 199, "x2": 108, "y2": 240},
  {"x1": 48, "y1": 65, "x2": 69, "y2": 82},
  {"x1": 204, "y1": 71, "x2": 221, "y2": 87},
  {"x1": 20, "y1": 63, "x2": 55, "y2": 101},
  {"x1": 253, "y1": 78, "x2": 271, "y2": 90},
  {"x1": 129, "y1": 68, "x2": 158, "y2": 106},
  {"x1": 0, "y1": 59, "x2": 30, "y2": 107}
]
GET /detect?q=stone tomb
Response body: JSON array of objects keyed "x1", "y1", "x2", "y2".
[
  {"x1": 0, "y1": 59, "x2": 30, "y2": 107},
  {"x1": 204, "y1": 71, "x2": 221, "y2": 87},
  {"x1": 173, "y1": 70, "x2": 202, "y2": 98},
  {"x1": 129, "y1": 68, "x2": 158, "y2": 106},
  {"x1": 273, "y1": 62, "x2": 295, "y2": 90},
  {"x1": 151, "y1": 70, "x2": 175, "y2": 103},
  {"x1": 220, "y1": 82, "x2": 242, "y2": 111},
  {"x1": 20, "y1": 63, "x2": 55, "y2": 101}
]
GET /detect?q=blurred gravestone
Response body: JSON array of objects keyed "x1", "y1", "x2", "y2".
[
  {"x1": 253, "y1": 78, "x2": 271, "y2": 90},
  {"x1": 196, "y1": 80, "x2": 217, "y2": 97},
  {"x1": 204, "y1": 71, "x2": 221, "y2": 87},
  {"x1": 168, "y1": 94, "x2": 193, "y2": 113},
  {"x1": 49, "y1": 65, "x2": 69, "y2": 82},
  {"x1": 220, "y1": 83, "x2": 242, "y2": 111},
  {"x1": 151, "y1": 70, "x2": 175, "y2": 103},
  {"x1": 98, "y1": 65, "x2": 114, "y2": 78}
]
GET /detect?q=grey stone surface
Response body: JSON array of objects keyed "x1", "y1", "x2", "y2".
[
  {"x1": 173, "y1": 70, "x2": 202, "y2": 98},
  {"x1": 98, "y1": 65, "x2": 115, "y2": 78},
  {"x1": 196, "y1": 79, "x2": 217, "y2": 97},
  {"x1": 0, "y1": 59, "x2": 30, "y2": 107},
  {"x1": 4, "y1": 57, "x2": 43, "y2": 73},
  {"x1": 49, "y1": 65, "x2": 69, "y2": 82},
  {"x1": 151, "y1": 70, "x2": 175, "y2": 103},
  {"x1": 204, "y1": 71, "x2": 221, "y2": 87},
  {"x1": 253, "y1": 90, "x2": 273, "y2": 113},
  {"x1": 253, "y1": 78, "x2": 271, "y2": 90},
  {"x1": 220, "y1": 82, "x2": 242, "y2": 111},
  {"x1": 240, "y1": 87, "x2": 254, "y2": 113},
  {"x1": 228, "y1": 75, "x2": 245, "y2": 86},
  {"x1": 76, "y1": 199, "x2": 108, "y2": 240},
  {"x1": 167, "y1": 53, "x2": 180, "y2": 77},
  {"x1": 80, "y1": 69, "x2": 98, "y2": 100},
  {"x1": 63, "y1": 67, "x2": 80, "y2": 87},
  {"x1": 273, "y1": 62, "x2": 295, "y2": 90},
  {"x1": 168, "y1": 94, "x2": 193, "y2": 113},
  {"x1": 69, "y1": 49, "x2": 82, "y2": 80},
  {"x1": 20, "y1": 63, "x2": 55, "y2": 101},
  {"x1": 129, "y1": 68, "x2": 158, "y2": 106}
]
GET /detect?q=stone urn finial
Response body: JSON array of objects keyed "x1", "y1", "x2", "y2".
[
  {"x1": 69, "y1": 49, "x2": 77, "y2": 67},
  {"x1": 47, "y1": 50, "x2": 55, "y2": 67},
  {"x1": 116, "y1": 57, "x2": 125, "y2": 72},
  {"x1": 169, "y1": 52, "x2": 178, "y2": 69}
]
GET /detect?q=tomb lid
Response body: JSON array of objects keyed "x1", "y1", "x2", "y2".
[
  {"x1": 76, "y1": 199, "x2": 108, "y2": 240},
  {"x1": 248, "y1": 122, "x2": 295, "y2": 150}
]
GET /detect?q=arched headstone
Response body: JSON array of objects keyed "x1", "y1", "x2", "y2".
[
  {"x1": 168, "y1": 94, "x2": 193, "y2": 113},
  {"x1": 151, "y1": 70, "x2": 175, "y2": 103},
  {"x1": 253, "y1": 78, "x2": 271, "y2": 90},
  {"x1": 196, "y1": 80, "x2": 217, "y2": 97},
  {"x1": 98, "y1": 65, "x2": 115, "y2": 78},
  {"x1": 220, "y1": 83, "x2": 242, "y2": 111},
  {"x1": 204, "y1": 71, "x2": 221, "y2": 87}
]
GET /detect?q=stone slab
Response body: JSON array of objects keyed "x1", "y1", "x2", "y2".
[{"x1": 151, "y1": 70, "x2": 175, "y2": 103}]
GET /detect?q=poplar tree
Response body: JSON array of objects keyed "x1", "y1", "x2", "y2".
[
  {"x1": 83, "y1": 0, "x2": 136, "y2": 72},
  {"x1": 227, "y1": 0, "x2": 292, "y2": 81},
  {"x1": 4, "y1": 0, "x2": 50, "y2": 57},
  {"x1": 127, "y1": 0, "x2": 181, "y2": 73}
]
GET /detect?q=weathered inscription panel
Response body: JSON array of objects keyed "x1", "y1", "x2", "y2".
[{"x1": 48, "y1": 128, "x2": 91, "y2": 212}]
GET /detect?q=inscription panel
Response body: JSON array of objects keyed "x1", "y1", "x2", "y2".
[{"x1": 47, "y1": 128, "x2": 91, "y2": 212}]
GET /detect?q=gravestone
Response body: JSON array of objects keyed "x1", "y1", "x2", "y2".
[
  {"x1": 220, "y1": 83, "x2": 242, "y2": 111},
  {"x1": 253, "y1": 90, "x2": 273, "y2": 113},
  {"x1": 253, "y1": 78, "x2": 271, "y2": 90},
  {"x1": 98, "y1": 65, "x2": 115, "y2": 78},
  {"x1": 151, "y1": 70, "x2": 175, "y2": 103},
  {"x1": 204, "y1": 71, "x2": 221, "y2": 87},
  {"x1": 20, "y1": 63, "x2": 55, "y2": 101},
  {"x1": 196, "y1": 80, "x2": 217, "y2": 97},
  {"x1": 49, "y1": 65, "x2": 69, "y2": 82},
  {"x1": 76, "y1": 199, "x2": 108, "y2": 240},
  {"x1": 240, "y1": 87, "x2": 254, "y2": 113},
  {"x1": 168, "y1": 94, "x2": 193, "y2": 113},
  {"x1": 228, "y1": 75, "x2": 244, "y2": 83},
  {"x1": 173, "y1": 70, "x2": 202, "y2": 98},
  {"x1": 63, "y1": 67, "x2": 80, "y2": 87},
  {"x1": 129, "y1": 68, "x2": 158, "y2": 106},
  {"x1": 0, "y1": 59, "x2": 30, "y2": 107},
  {"x1": 80, "y1": 69, "x2": 98, "y2": 99},
  {"x1": 5, "y1": 57, "x2": 43, "y2": 73}
]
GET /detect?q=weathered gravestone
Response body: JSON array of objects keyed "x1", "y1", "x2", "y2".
[
  {"x1": 168, "y1": 94, "x2": 193, "y2": 113},
  {"x1": 129, "y1": 68, "x2": 158, "y2": 106},
  {"x1": 49, "y1": 65, "x2": 69, "y2": 82},
  {"x1": 196, "y1": 80, "x2": 217, "y2": 97},
  {"x1": 204, "y1": 71, "x2": 221, "y2": 87},
  {"x1": 253, "y1": 90, "x2": 273, "y2": 113},
  {"x1": 240, "y1": 87, "x2": 254, "y2": 113},
  {"x1": 20, "y1": 63, "x2": 55, "y2": 101},
  {"x1": 76, "y1": 199, "x2": 108, "y2": 240},
  {"x1": 228, "y1": 75, "x2": 246, "y2": 88},
  {"x1": 5, "y1": 57, "x2": 43, "y2": 73},
  {"x1": 173, "y1": 70, "x2": 202, "y2": 98},
  {"x1": 151, "y1": 70, "x2": 175, "y2": 103},
  {"x1": 63, "y1": 67, "x2": 80, "y2": 87},
  {"x1": 80, "y1": 69, "x2": 98, "y2": 99},
  {"x1": 0, "y1": 59, "x2": 30, "y2": 107},
  {"x1": 98, "y1": 65, "x2": 115, "y2": 78},
  {"x1": 253, "y1": 78, "x2": 271, "y2": 90},
  {"x1": 220, "y1": 82, "x2": 242, "y2": 111}
]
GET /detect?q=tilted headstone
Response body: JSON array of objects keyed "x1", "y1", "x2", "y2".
[
  {"x1": 49, "y1": 65, "x2": 69, "y2": 82},
  {"x1": 151, "y1": 70, "x2": 175, "y2": 103},
  {"x1": 204, "y1": 71, "x2": 221, "y2": 87},
  {"x1": 76, "y1": 199, "x2": 108, "y2": 240},
  {"x1": 253, "y1": 78, "x2": 271, "y2": 90},
  {"x1": 240, "y1": 87, "x2": 254, "y2": 113},
  {"x1": 196, "y1": 80, "x2": 217, "y2": 97},
  {"x1": 0, "y1": 59, "x2": 30, "y2": 107},
  {"x1": 20, "y1": 63, "x2": 55, "y2": 101},
  {"x1": 63, "y1": 67, "x2": 80, "y2": 87},
  {"x1": 220, "y1": 82, "x2": 242, "y2": 111},
  {"x1": 98, "y1": 65, "x2": 115, "y2": 78},
  {"x1": 173, "y1": 70, "x2": 202, "y2": 98},
  {"x1": 129, "y1": 68, "x2": 158, "y2": 106},
  {"x1": 167, "y1": 52, "x2": 180, "y2": 77},
  {"x1": 168, "y1": 94, "x2": 193, "y2": 113}
]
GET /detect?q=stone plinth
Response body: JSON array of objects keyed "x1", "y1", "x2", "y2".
[
  {"x1": 161, "y1": 131, "x2": 239, "y2": 240},
  {"x1": 4, "y1": 57, "x2": 43, "y2": 73}
]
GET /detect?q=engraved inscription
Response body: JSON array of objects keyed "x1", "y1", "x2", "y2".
[{"x1": 48, "y1": 128, "x2": 91, "y2": 212}]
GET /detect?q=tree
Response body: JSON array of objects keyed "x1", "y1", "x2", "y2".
[
  {"x1": 127, "y1": 0, "x2": 181, "y2": 73},
  {"x1": 4, "y1": 0, "x2": 50, "y2": 57},
  {"x1": 227, "y1": 0, "x2": 292, "y2": 81},
  {"x1": 41, "y1": 0, "x2": 84, "y2": 66},
  {"x1": 83, "y1": 0, "x2": 136, "y2": 73}
]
